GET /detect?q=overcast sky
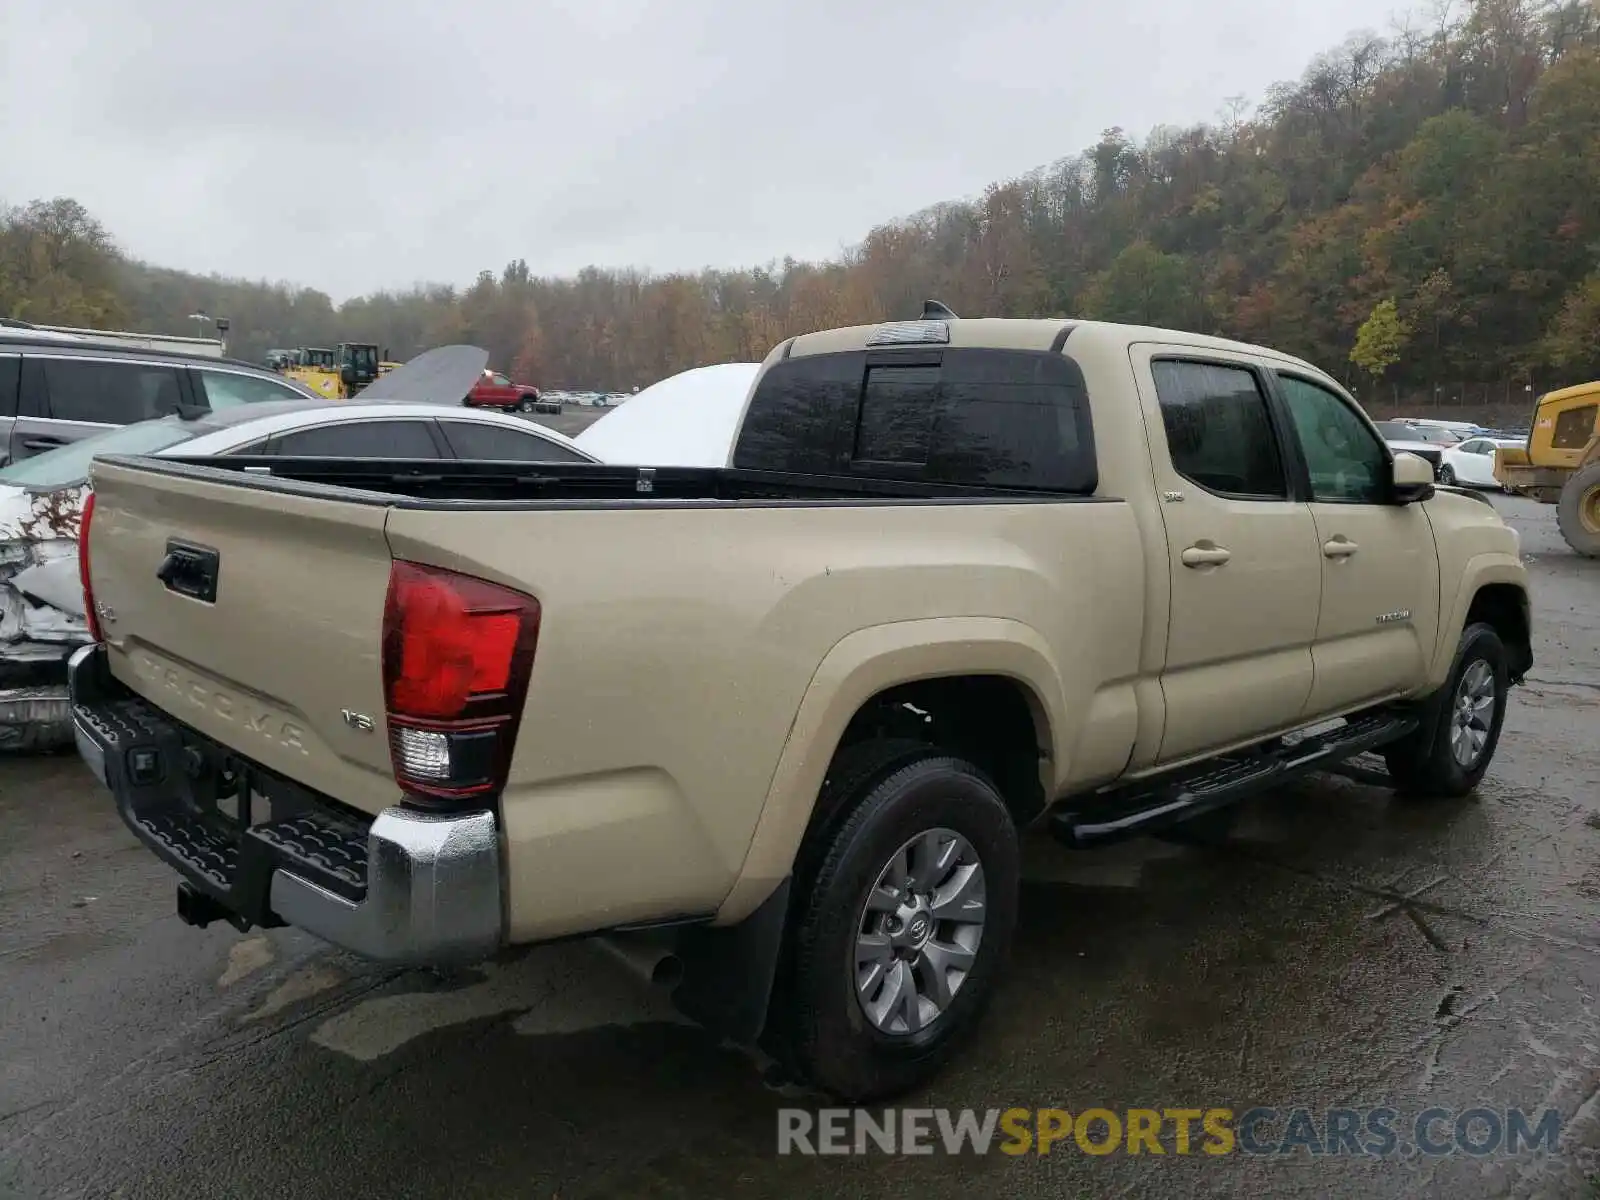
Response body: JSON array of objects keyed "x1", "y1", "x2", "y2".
[{"x1": 2, "y1": 0, "x2": 1407, "y2": 301}]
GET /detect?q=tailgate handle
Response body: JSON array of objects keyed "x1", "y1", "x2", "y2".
[{"x1": 157, "y1": 541, "x2": 220, "y2": 604}]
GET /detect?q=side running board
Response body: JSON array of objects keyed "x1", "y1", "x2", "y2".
[{"x1": 1050, "y1": 712, "x2": 1418, "y2": 848}]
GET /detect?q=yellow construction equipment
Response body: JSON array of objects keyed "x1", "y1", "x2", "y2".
[
  {"x1": 277, "y1": 343, "x2": 383, "y2": 399},
  {"x1": 1495, "y1": 379, "x2": 1600, "y2": 556}
]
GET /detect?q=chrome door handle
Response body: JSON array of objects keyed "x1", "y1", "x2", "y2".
[
  {"x1": 1323, "y1": 537, "x2": 1358, "y2": 559},
  {"x1": 1180, "y1": 544, "x2": 1232, "y2": 567}
]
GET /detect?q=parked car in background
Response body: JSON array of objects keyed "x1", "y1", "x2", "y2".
[
  {"x1": 0, "y1": 397, "x2": 596, "y2": 750},
  {"x1": 1373, "y1": 421, "x2": 1445, "y2": 476},
  {"x1": 1396, "y1": 418, "x2": 1484, "y2": 441},
  {"x1": 0, "y1": 330, "x2": 315, "y2": 467},
  {"x1": 1389, "y1": 422, "x2": 1465, "y2": 446},
  {"x1": 1439, "y1": 436, "x2": 1523, "y2": 489},
  {"x1": 466, "y1": 369, "x2": 559, "y2": 415}
]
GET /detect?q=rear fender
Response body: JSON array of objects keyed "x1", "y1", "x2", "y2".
[{"x1": 713, "y1": 616, "x2": 1067, "y2": 924}]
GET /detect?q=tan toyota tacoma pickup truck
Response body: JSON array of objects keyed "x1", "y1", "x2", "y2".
[{"x1": 71, "y1": 311, "x2": 1530, "y2": 1101}]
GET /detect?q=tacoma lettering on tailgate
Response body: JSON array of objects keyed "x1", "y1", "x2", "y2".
[{"x1": 137, "y1": 653, "x2": 308, "y2": 755}]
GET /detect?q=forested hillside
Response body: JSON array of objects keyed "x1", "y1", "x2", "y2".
[{"x1": 4, "y1": 0, "x2": 1599, "y2": 406}]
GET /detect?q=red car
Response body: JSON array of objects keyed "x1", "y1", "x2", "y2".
[{"x1": 465, "y1": 370, "x2": 560, "y2": 414}]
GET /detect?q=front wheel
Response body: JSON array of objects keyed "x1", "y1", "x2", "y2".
[
  {"x1": 782, "y1": 748, "x2": 1019, "y2": 1101},
  {"x1": 1384, "y1": 622, "x2": 1509, "y2": 798},
  {"x1": 1439, "y1": 464, "x2": 1457, "y2": 485},
  {"x1": 518, "y1": 397, "x2": 537, "y2": 413}
]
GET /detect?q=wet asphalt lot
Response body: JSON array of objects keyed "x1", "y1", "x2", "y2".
[{"x1": 1, "y1": 489, "x2": 1597, "y2": 1200}]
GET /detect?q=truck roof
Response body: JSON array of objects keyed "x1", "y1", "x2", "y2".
[{"x1": 783, "y1": 316, "x2": 1323, "y2": 375}]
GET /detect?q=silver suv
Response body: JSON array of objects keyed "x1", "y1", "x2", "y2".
[{"x1": 0, "y1": 330, "x2": 314, "y2": 466}]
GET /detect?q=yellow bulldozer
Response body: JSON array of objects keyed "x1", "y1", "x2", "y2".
[
  {"x1": 1495, "y1": 379, "x2": 1600, "y2": 557},
  {"x1": 277, "y1": 343, "x2": 384, "y2": 400}
]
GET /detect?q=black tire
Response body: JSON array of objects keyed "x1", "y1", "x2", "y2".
[
  {"x1": 1555, "y1": 460, "x2": 1600, "y2": 558},
  {"x1": 1383, "y1": 622, "x2": 1509, "y2": 798},
  {"x1": 1439, "y1": 463, "x2": 1457, "y2": 485},
  {"x1": 518, "y1": 397, "x2": 537, "y2": 413},
  {"x1": 782, "y1": 746, "x2": 1020, "y2": 1101}
]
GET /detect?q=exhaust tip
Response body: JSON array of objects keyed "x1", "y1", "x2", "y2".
[{"x1": 652, "y1": 953, "x2": 685, "y2": 989}]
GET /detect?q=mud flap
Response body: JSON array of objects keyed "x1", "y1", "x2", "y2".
[{"x1": 670, "y1": 877, "x2": 792, "y2": 1045}]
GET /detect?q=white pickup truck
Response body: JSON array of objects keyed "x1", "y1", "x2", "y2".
[{"x1": 71, "y1": 311, "x2": 1530, "y2": 1100}]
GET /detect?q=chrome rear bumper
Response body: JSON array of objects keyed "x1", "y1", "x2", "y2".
[{"x1": 68, "y1": 643, "x2": 503, "y2": 965}]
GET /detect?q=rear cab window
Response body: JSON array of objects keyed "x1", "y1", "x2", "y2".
[{"x1": 732, "y1": 348, "x2": 1096, "y2": 493}]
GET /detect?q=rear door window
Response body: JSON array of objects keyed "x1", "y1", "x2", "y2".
[
  {"x1": 731, "y1": 352, "x2": 864, "y2": 475},
  {"x1": 37, "y1": 358, "x2": 186, "y2": 424},
  {"x1": 272, "y1": 420, "x2": 441, "y2": 457},
  {"x1": 1151, "y1": 360, "x2": 1287, "y2": 499}
]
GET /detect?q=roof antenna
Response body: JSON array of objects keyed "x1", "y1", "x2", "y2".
[{"x1": 921, "y1": 300, "x2": 959, "y2": 322}]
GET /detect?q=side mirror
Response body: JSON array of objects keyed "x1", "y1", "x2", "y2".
[{"x1": 1391, "y1": 451, "x2": 1436, "y2": 504}]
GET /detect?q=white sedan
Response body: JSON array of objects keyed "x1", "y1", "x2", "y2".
[{"x1": 1438, "y1": 436, "x2": 1524, "y2": 489}]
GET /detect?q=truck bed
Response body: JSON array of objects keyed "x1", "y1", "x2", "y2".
[{"x1": 119, "y1": 454, "x2": 1105, "y2": 507}]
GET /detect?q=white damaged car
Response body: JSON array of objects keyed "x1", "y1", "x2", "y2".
[{"x1": 0, "y1": 389, "x2": 595, "y2": 749}]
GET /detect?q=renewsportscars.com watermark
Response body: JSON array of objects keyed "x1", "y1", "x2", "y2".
[{"x1": 777, "y1": 1106, "x2": 1564, "y2": 1158}]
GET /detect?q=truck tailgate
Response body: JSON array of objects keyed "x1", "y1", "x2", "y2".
[{"x1": 85, "y1": 460, "x2": 401, "y2": 815}]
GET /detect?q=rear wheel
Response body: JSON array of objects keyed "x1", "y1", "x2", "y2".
[
  {"x1": 781, "y1": 746, "x2": 1020, "y2": 1101},
  {"x1": 1555, "y1": 461, "x2": 1600, "y2": 558},
  {"x1": 1384, "y1": 622, "x2": 1508, "y2": 798}
]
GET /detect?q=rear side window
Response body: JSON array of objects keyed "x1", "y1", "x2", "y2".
[
  {"x1": 1151, "y1": 361, "x2": 1286, "y2": 499},
  {"x1": 0, "y1": 356, "x2": 18, "y2": 417},
  {"x1": 438, "y1": 420, "x2": 591, "y2": 462},
  {"x1": 38, "y1": 358, "x2": 185, "y2": 425},
  {"x1": 273, "y1": 420, "x2": 440, "y2": 457},
  {"x1": 734, "y1": 348, "x2": 1096, "y2": 492}
]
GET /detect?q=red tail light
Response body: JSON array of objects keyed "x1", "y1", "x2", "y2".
[
  {"x1": 381, "y1": 560, "x2": 540, "y2": 804},
  {"x1": 79, "y1": 489, "x2": 102, "y2": 642}
]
